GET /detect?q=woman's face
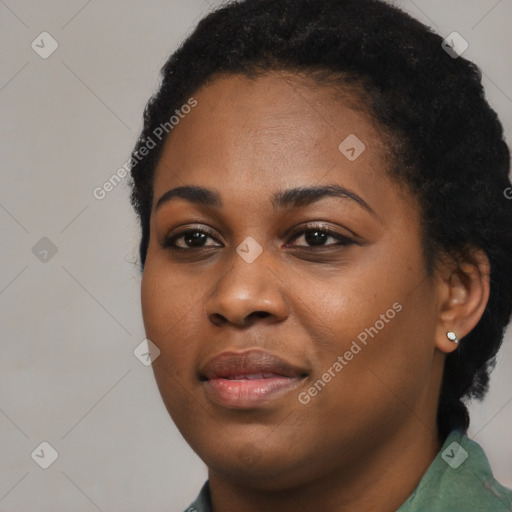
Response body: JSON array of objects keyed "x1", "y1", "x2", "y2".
[{"x1": 141, "y1": 72, "x2": 445, "y2": 488}]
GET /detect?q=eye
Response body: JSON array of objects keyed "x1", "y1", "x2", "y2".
[
  {"x1": 162, "y1": 223, "x2": 355, "y2": 253},
  {"x1": 285, "y1": 223, "x2": 355, "y2": 248},
  {"x1": 163, "y1": 225, "x2": 221, "y2": 252}
]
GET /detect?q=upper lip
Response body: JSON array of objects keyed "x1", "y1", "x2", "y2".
[{"x1": 199, "y1": 350, "x2": 308, "y2": 380}]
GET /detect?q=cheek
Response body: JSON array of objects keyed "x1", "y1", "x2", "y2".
[
  {"x1": 290, "y1": 260, "x2": 400, "y2": 354},
  {"x1": 140, "y1": 260, "x2": 202, "y2": 387},
  {"x1": 141, "y1": 261, "x2": 203, "y2": 421},
  {"x1": 296, "y1": 254, "x2": 436, "y2": 407},
  {"x1": 141, "y1": 257, "x2": 199, "y2": 340},
  {"x1": 311, "y1": 286, "x2": 437, "y2": 429}
]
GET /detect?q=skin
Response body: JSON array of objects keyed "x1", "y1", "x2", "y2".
[{"x1": 140, "y1": 71, "x2": 490, "y2": 512}]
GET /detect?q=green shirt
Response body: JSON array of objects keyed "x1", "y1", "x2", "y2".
[{"x1": 184, "y1": 429, "x2": 512, "y2": 511}]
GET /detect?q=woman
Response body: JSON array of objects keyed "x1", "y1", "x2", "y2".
[{"x1": 129, "y1": 0, "x2": 512, "y2": 510}]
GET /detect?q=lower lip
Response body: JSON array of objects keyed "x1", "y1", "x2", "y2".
[{"x1": 204, "y1": 376, "x2": 304, "y2": 408}]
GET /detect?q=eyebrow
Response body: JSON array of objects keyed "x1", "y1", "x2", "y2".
[{"x1": 155, "y1": 184, "x2": 377, "y2": 217}]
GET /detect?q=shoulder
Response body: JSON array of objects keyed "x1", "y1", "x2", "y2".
[
  {"x1": 399, "y1": 430, "x2": 512, "y2": 512},
  {"x1": 182, "y1": 481, "x2": 211, "y2": 512}
]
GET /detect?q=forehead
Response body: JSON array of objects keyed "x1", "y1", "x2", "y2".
[{"x1": 152, "y1": 72, "x2": 400, "y2": 210}]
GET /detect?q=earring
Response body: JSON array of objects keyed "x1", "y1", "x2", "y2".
[{"x1": 446, "y1": 331, "x2": 459, "y2": 344}]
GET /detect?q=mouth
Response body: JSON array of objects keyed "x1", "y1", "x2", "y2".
[{"x1": 199, "y1": 350, "x2": 308, "y2": 409}]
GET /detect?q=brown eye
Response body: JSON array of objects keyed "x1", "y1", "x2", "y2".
[
  {"x1": 163, "y1": 227, "x2": 222, "y2": 251},
  {"x1": 287, "y1": 224, "x2": 355, "y2": 248}
]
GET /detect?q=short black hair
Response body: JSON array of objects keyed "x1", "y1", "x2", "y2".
[{"x1": 129, "y1": 0, "x2": 512, "y2": 441}]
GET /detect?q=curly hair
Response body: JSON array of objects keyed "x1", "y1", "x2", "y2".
[{"x1": 129, "y1": 0, "x2": 512, "y2": 441}]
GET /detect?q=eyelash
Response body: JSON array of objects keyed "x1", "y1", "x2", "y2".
[{"x1": 163, "y1": 223, "x2": 355, "y2": 252}]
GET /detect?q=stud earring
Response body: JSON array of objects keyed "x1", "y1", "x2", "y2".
[{"x1": 446, "y1": 331, "x2": 459, "y2": 344}]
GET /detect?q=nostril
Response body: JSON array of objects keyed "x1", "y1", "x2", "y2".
[
  {"x1": 244, "y1": 311, "x2": 272, "y2": 325},
  {"x1": 252, "y1": 311, "x2": 271, "y2": 319},
  {"x1": 209, "y1": 313, "x2": 228, "y2": 327},
  {"x1": 208, "y1": 310, "x2": 272, "y2": 328}
]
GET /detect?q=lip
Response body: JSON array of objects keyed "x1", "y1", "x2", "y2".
[{"x1": 199, "y1": 350, "x2": 308, "y2": 409}]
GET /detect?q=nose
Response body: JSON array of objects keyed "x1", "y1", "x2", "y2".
[{"x1": 205, "y1": 248, "x2": 289, "y2": 328}]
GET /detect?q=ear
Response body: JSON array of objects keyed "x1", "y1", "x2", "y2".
[{"x1": 433, "y1": 248, "x2": 490, "y2": 354}]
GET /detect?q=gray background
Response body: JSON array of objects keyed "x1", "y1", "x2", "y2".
[{"x1": 0, "y1": 0, "x2": 511, "y2": 510}]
